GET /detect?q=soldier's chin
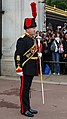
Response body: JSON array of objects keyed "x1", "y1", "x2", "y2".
[{"x1": 33, "y1": 32, "x2": 36, "y2": 35}]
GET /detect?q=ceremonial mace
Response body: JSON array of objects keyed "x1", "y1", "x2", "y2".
[{"x1": 36, "y1": 34, "x2": 45, "y2": 104}]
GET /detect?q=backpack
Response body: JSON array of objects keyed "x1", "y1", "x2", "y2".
[{"x1": 50, "y1": 41, "x2": 55, "y2": 51}]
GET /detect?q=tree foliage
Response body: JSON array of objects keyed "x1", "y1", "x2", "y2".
[{"x1": 46, "y1": 0, "x2": 67, "y2": 10}]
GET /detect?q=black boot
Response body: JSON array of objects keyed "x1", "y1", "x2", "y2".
[
  {"x1": 21, "y1": 110, "x2": 34, "y2": 117},
  {"x1": 29, "y1": 108, "x2": 38, "y2": 114}
]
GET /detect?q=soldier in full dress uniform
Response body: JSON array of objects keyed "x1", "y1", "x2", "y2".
[{"x1": 14, "y1": 18, "x2": 42, "y2": 117}]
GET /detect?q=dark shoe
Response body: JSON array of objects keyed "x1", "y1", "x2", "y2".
[
  {"x1": 24, "y1": 110, "x2": 34, "y2": 117},
  {"x1": 29, "y1": 108, "x2": 38, "y2": 114}
]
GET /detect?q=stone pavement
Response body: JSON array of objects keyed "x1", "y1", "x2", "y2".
[{"x1": 0, "y1": 75, "x2": 67, "y2": 119}]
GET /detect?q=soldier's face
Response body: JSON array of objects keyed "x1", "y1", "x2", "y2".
[{"x1": 26, "y1": 27, "x2": 36, "y2": 36}]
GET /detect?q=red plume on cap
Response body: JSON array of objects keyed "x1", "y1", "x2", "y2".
[{"x1": 30, "y1": 2, "x2": 37, "y2": 19}]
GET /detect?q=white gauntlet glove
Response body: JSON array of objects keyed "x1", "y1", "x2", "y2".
[
  {"x1": 16, "y1": 66, "x2": 23, "y2": 76},
  {"x1": 16, "y1": 72, "x2": 23, "y2": 76},
  {"x1": 38, "y1": 52, "x2": 42, "y2": 58}
]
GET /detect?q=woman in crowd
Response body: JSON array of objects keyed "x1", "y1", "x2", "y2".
[{"x1": 50, "y1": 31, "x2": 61, "y2": 75}]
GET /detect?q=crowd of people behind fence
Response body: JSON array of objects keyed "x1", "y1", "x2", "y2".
[{"x1": 35, "y1": 23, "x2": 67, "y2": 75}]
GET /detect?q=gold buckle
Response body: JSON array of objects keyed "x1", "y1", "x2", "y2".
[{"x1": 31, "y1": 57, "x2": 38, "y2": 60}]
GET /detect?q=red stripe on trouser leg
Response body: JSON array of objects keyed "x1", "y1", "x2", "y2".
[{"x1": 20, "y1": 75, "x2": 24, "y2": 113}]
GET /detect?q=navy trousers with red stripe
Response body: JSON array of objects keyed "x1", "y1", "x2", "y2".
[{"x1": 20, "y1": 75, "x2": 34, "y2": 113}]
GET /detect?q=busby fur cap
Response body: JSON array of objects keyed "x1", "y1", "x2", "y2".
[{"x1": 24, "y1": 18, "x2": 37, "y2": 30}]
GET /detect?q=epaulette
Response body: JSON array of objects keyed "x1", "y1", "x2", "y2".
[{"x1": 20, "y1": 34, "x2": 25, "y2": 38}]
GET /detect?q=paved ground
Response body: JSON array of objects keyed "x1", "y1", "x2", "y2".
[{"x1": 0, "y1": 75, "x2": 67, "y2": 119}]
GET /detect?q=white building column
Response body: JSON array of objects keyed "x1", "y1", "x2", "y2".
[
  {"x1": 38, "y1": 0, "x2": 46, "y2": 32},
  {"x1": 2, "y1": 0, "x2": 24, "y2": 76}
]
